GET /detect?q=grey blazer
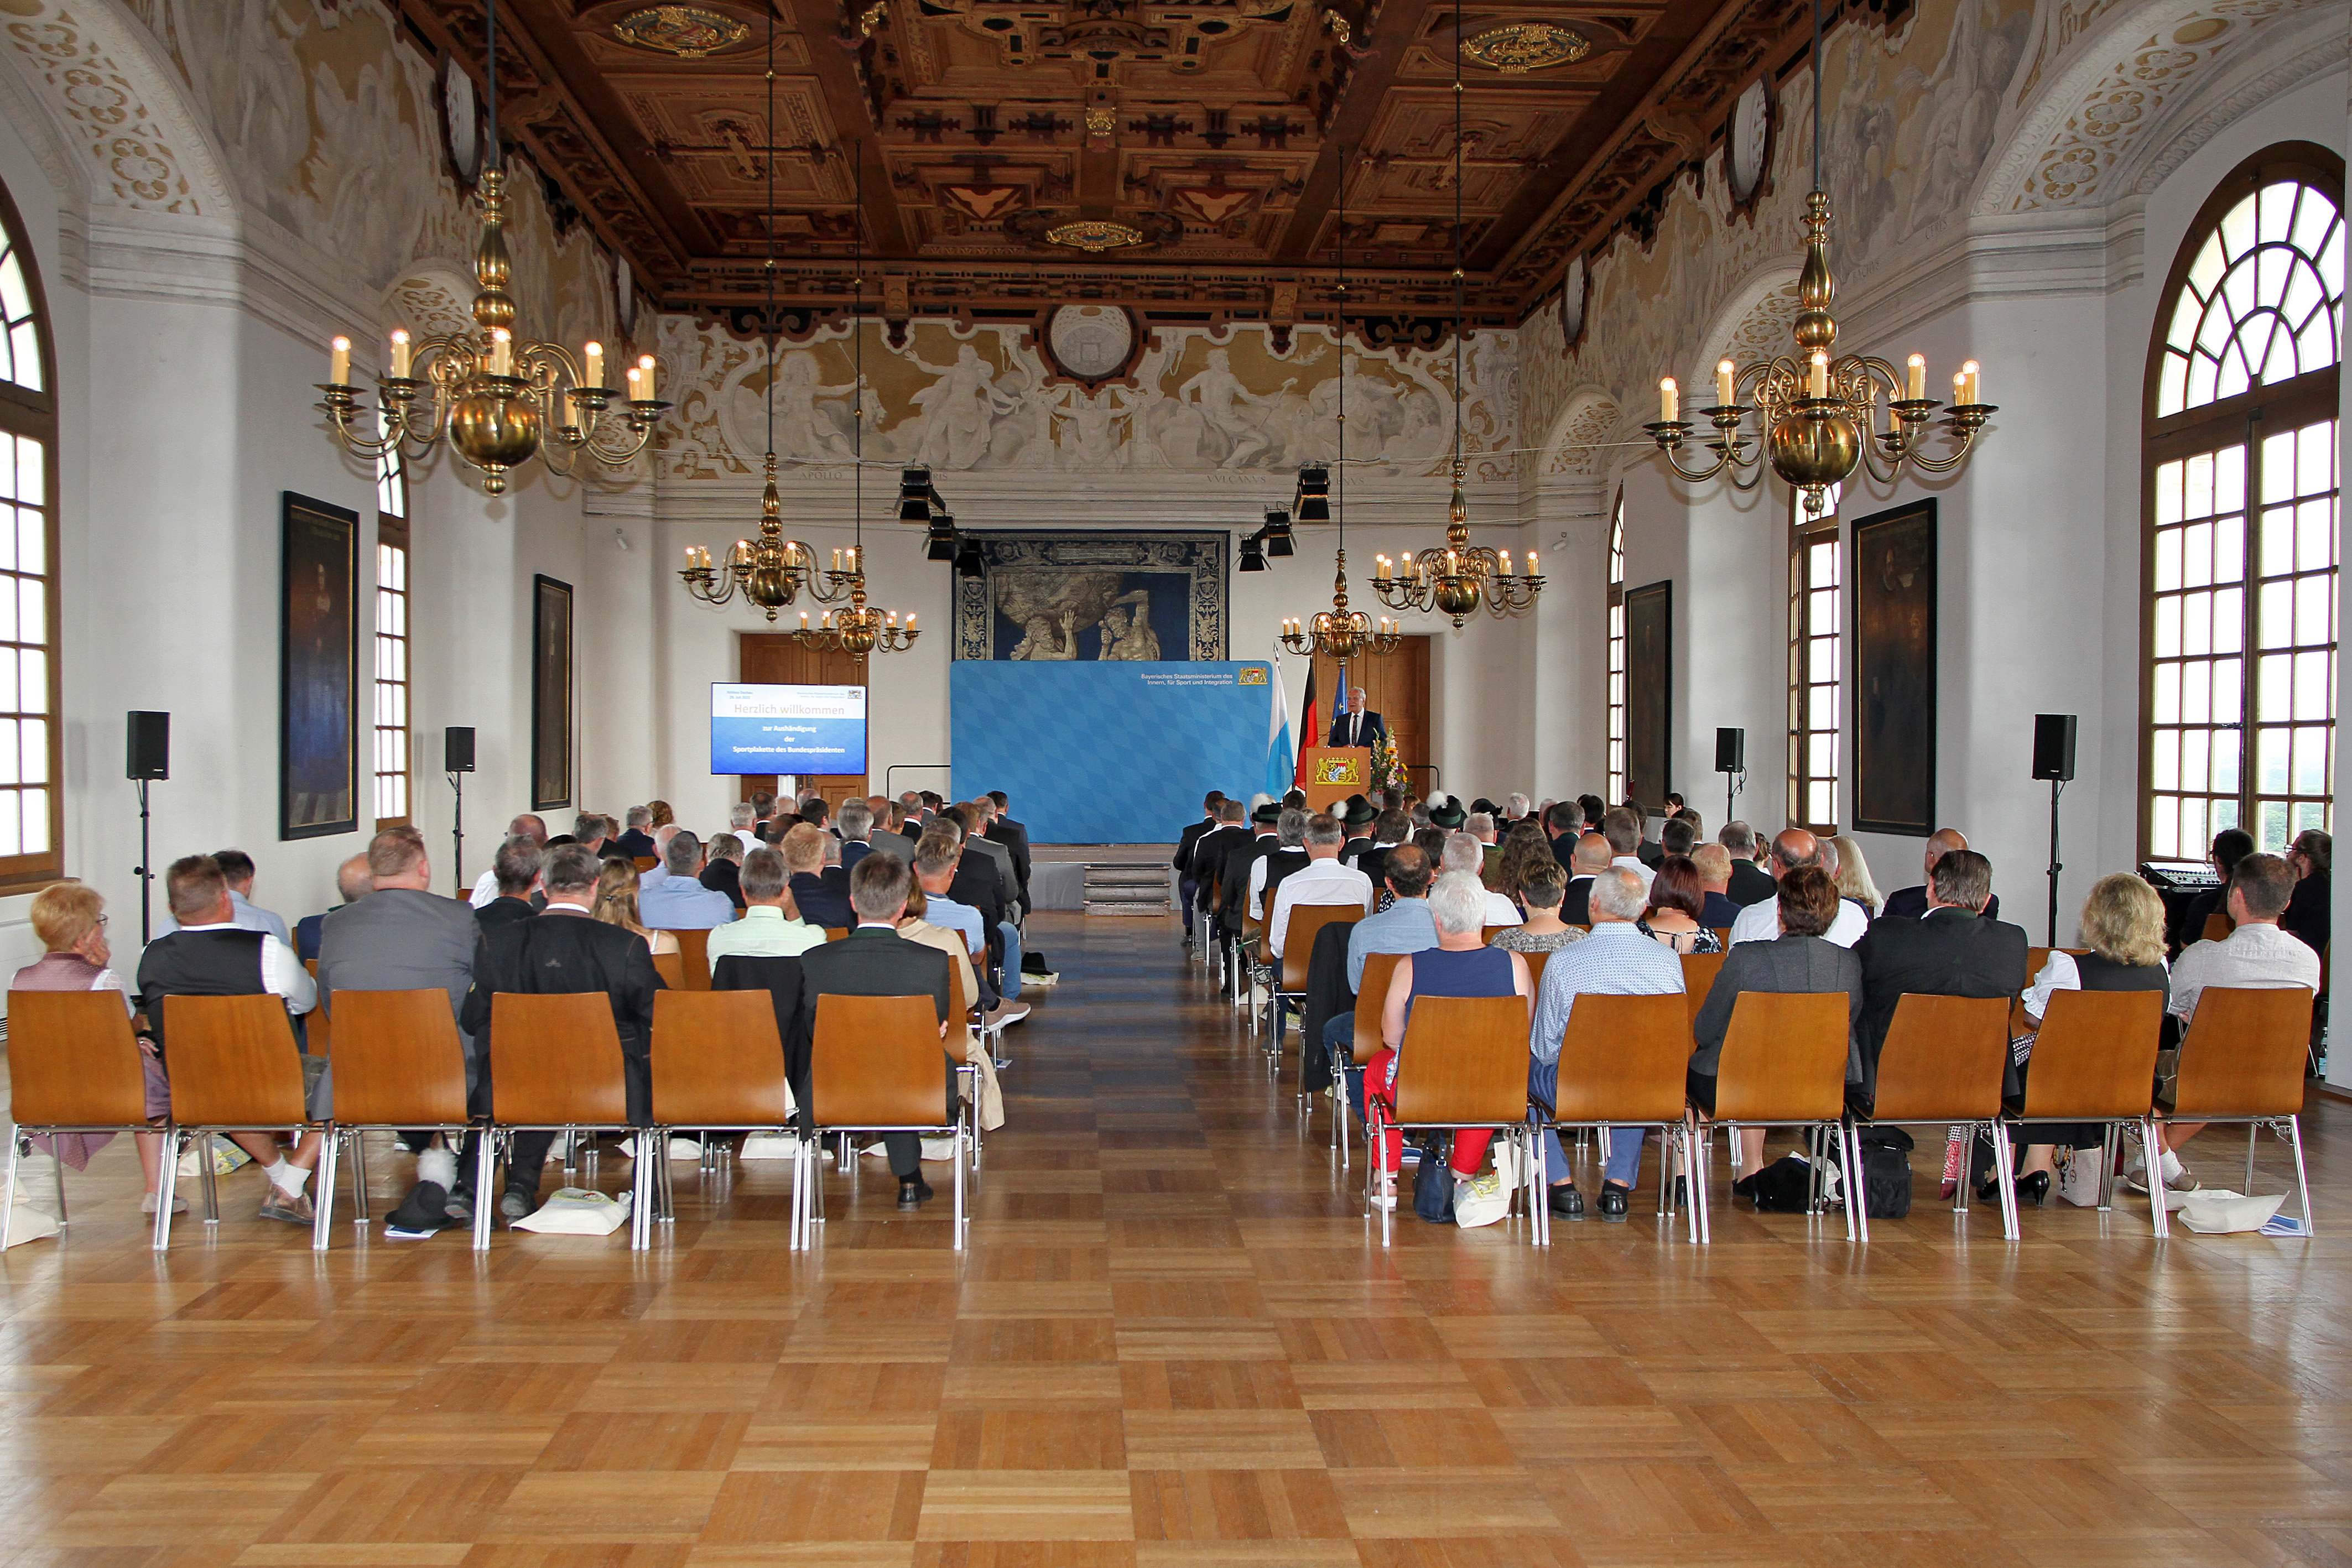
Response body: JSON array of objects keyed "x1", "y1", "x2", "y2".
[
  {"x1": 1687, "y1": 933, "x2": 1864, "y2": 1081},
  {"x1": 965, "y1": 835, "x2": 1019, "y2": 910},
  {"x1": 317, "y1": 888, "x2": 487, "y2": 1055}
]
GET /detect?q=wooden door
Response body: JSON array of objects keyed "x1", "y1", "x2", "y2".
[
  {"x1": 1625, "y1": 581, "x2": 1672, "y2": 810},
  {"x1": 1314, "y1": 635, "x2": 1431, "y2": 775},
  {"x1": 737, "y1": 634, "x2": 870, "y2": 808}
]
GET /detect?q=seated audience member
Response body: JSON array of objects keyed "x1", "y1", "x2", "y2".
[
  {"x1": 1248, "y1": 808, "x2": 1314, "y2": 928},
  {"x1": 1491, "y1": 822, "x2": 1554, "y2": 909},
  {"x1": 1440, "y1": 832, "x2": 1522, "y2": 928},
  {"x1": 295, "y1": 854, "x2": 373, "y2": 960},
  {"x1": 2006, "y1": 873, "x2": 2170, "y2": 1202},
  {"x1": 1527, "y1": 867, "x2": 1684, "y2": 1218},
  {"x1": 1466, "y1": 811, "x2": 1504, "y2": 885},
  {"x1": 1409, "y1": 801, "x2": 1433, "y2": 832},
  {"x1": 1174, "y1": 792, "x2": 1226, "y2": 937},
  {"x1": 1879, "y1": 827, "x2": 2005, "y2": 925},
  {"x1": 159, "y1": 847, "x2": 291, "y2": 945},
  {"x1": 706, "y1": 847, "x2": 825, "y2": 967},
  {"x1": 751, "y1": 789, "x2": 780, "y2": 831},
  {"x1": 462, "y1": 845, "x2": 662, "y2": 1221},
  {"x1": 14, "y1": 883, "x2": 176, "y2": 1210},
  {"x1": 545, "y1": 811, "x2": 607, "y2": 856},
  {"x1": 615, "y1": 806, "x2": 658, "y2": 861},
  {"x1": 1729, "y1": 830, "x2": 1869, "y2": 947},
  {"x1": 471, "y1": 814, "x2": 550, "y2": 908},
  {"x1": 1268, "y1": 811, "x2": 1375, "y2": 958},
  {"x1": 1718, "y1": 821, "x2": 1778, "y2": 906},
  {"x1": 1853, "y1": 848, "x2": 2027, "y2": 1103},
  {"x1": 1410, "y1": 826, "x2": 1449, "y2": 874},
  {"x1": 593, "y1": 859, "x2": 678, "y2": 957},
  {"x1": 799, "y1": 796, "x2": 832, "y2": 835},
  {"x1": 1658, "y1": 817, "x2": 1697, "y2": 861},
  {"x1": 984, "y1": 792, "x2": 1033, "y2": 918},
  {"x1": 1640, "y1": 856, "x2": 1723, "y2": 954},
  {"x1": 1340, "y1": 797, "x2": 1378, "y2": 863},
  {"x1": 1312, "y1": 846, "x2": 1439, "y2": 1089},
  {"x1": 1189, "y1": 799, "x2": 1250, "y2": 932},
  {"x1": 1354, "y1": 808, "x2": 1412, "y2": 897},
  {"x1": 2282, "y1": 829, "x2": 2330, "y2": 955},
  {"x1": 646, "y1": 800, "x2": 675, "y2": 829},
  {"x1": 898, "y1": 790, "x2": 928, "y2": 834},
  {"x1": 642, "y1": 824, "x2": 681, "y2": 884},
  {"x1": 1673, "y1": 807, "x2": 1705, "y2": 836},
  {"x1": 700, "y1": 829, "x2": 747, "y2": 910},
  {"x1": 839, "y1": 799, "x2": 880, "y2": 873},
  {"x1": 783, "y1": 822, "x2": 856, "y2": 931},
  {"x1": 1427, "y1": 795, "x2": 1465, "y2": 833},
  {"x1": 796, "y1": 853, "x2": 956, "y2": 1208},
  {"x1": 2172, "y1": 826, "x2": 2256, "y2": 951},
  {"x1": 1829, "y1": 835, "x2": 1882, "y2": 918},
  {"x1": 1560, "y1": 834, "x2": 1614, "y2": 925},
  {"x1": 1489, "y1": 864, "x2": 1584, "y2": 952},
  {"x1": 2152, "y1": 851, "x2": 2321, "y2": 1190},
  {"x1": 1689, "y1": 866, "x2": 1862, "y2": 1182},
  {"x1": 477, "y1": 835, "x2": 542, "y2": 935},
  {"x1": 898, "y1": 882, "x2": 1007, "y2": 1119},
  {"x1": 727, "y1": 802, "x2": 760, "y2": 853},
  {"x1": 954, "y1": 802, "x2": 1022, "y2": 915},
  {"x1": 1690, "y1": 845, "x2": 1744, "y2": 929},
  {"x1": 1363, "y1": 872, "x2": 1534, "y2": 1211},
  {"x1": 944, "y1": 808, "x2": 1024, "y2": 998},
  {"x1": 639, "y1": 831, "x2": 736, "y2": 930},
  {"x1": 137, "y1": 855, "x2": 324, "y2": 1222},
  {"x1": 1505, "y1": 793, "x2": 1532, "y2": 825},
  {"x1": 1600, "y1": 808, "x2": 1656, "y2": 891},
  {"x1": 911, "y1": 834, "x2": 992, "y2": 971},
  {"x1": 1543, "y1": 800, "x2": 1585, "y2": 872}
]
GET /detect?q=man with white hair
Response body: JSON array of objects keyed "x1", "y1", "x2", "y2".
[
  {"x1": 1268, "y1": 812, "x2": 1373, "y2": 957},
  {"x1": 1442, "y1": 832, "x2": 1521, "y2": 928},
  {"x1": 1506, "y1": 793, "x2": 1532, "y2": 824},
  {"x1": 470, "y1": 814, "x2": 549, "y2": 908},
  {"x1": 1877, "y1": 826, "x2": 2003, "y2": 923},
  {"x1": 1328, "y1": 685, "x2": 1385, "y2": 749},
  {"x1": 1526, "y1": 867, "x2": 1685, "y2": 1220},
  {"x1": 615, "y1": 806, "x2": 658, "y2": 861},
  {"x1": 1729, "y1": 829, "x2": 1868, "y2": 947}
]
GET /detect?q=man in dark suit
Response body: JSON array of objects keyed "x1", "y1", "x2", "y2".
[
  {"x1": 1327, "y1": 686, "x2": 1386, "y2": 750},
  {"x1": 613, "y1": 806, "x2": 659, "y2": 861},
  {"x1": 1174, "y1": 791, "x2": 1225, "y2": 939},
  {"x1": 1692, "y1": 844, "x2": 1744, "y2": 930},
  {"x1": 838, "y1": 799, "x2": 881, "y2": 876},
  {"x1": 1339, "y1": 796, "x2": 1378, "y2": 864},
  {"x1": 1877, "y1": 827, "x2": 2004, "y2": 924},
  {"x1": 1544, "y1": 800, "x2": 1585, "y2": 874},
  {"x1": 1851, "y1": 848, "x2": 2027, "y2": 1107},
  {"x1": 295, "y1": 855, "x2": 374, "y2": 961},
  {"x1": 476, "y1": 835, "x2": 542, "y2": 935},
  {"x1": 1719, "y1": 821, "x2": 1779, "y2": 907},
  {"x1": 1188, "y1": 799, "x2": 1249, "y2": 934},
  {"x1": 460, "y1": 844, "x2": 664, "y2": 1222},
  {"x1": 986, "y1": 791, "x2": 1034, "y2": 918},
  {"x1": 1216, "y1": 802, "x2": 1283, "y2": 946},
  {"x1": 780, "y1": 823, "x2": 855, "y2": 930},
  {"x1": 795, "y1": 853, "x2": 956, "y2": 1208},
  {"x1": 1558, "y1": 834, "x2": 1611, "y2": 925}
]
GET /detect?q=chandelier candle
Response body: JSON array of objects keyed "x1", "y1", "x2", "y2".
[
  {"x1": 1906, "y1": 353, "x2": 1926, "y2": 400},
  {"x1": 1716, "y1": 360, "x2": 1735, "y2": 408},
  {"x1": 583, "y1": 342, "x2": 603, "y2": 389},
  {"x1": 1659, "y1": 378, "x2": 1678, "y2": 423},
  {"x1": 637, "y1": 356, "x2": 658, "y2": 402},
  {"x1": 329, "y1": 336, "x2": 350, "y2": 387},
  {"x1": 389, "y1": 330, "x2": 412, "y2": 381}
]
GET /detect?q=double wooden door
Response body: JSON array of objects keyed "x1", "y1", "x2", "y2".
[
  {"x1": 737, "y1": 634, "x2": 869, "y2": 806},
  {"x1": 1312, "y1": 635, "x2": 1430, "y2": 780}
]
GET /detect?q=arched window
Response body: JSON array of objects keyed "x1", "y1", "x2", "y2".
[
  {"x1": 1606, "y1": 491, "x2": 1626, "y2": 801},
  {"x1": 1788, "y1": 483, "x2": 1841, "y2": 834},
  {"x1": 2145, "y1": 146, "x2": 2344, "y2": 860},
  {"x1": 0, "y1": 181, "x2": 59, "y2": 888}
]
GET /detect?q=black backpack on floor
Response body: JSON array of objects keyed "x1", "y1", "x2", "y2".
[{"x1": 1858, "y1": 1126, "x2": 1915, "y2": 1218}]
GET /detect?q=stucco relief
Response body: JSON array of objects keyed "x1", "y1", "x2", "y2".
[
  {"x1": 0, "y1": 3, "x2": 223, "y2": 215},
  {"x1": 1544, "y1": 392, "x2": 1624, "y2": 478},
  {"x1": 659, "y1": 320, "x2": 1517, "y2": 481}
]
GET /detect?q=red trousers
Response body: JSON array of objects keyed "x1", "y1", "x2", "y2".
[{"x1": 1366, "y1": 1047, "x2": 1494, "y2": 1176}]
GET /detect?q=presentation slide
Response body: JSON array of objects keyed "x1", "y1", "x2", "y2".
[{"x1": 710, "y1": 684, "x2": 867, "y2": 775}]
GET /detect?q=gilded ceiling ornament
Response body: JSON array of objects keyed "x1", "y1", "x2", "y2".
[
  {"x1": 1460, "y1": 22, "x2": 1591, "y2": 72},
  {"x1": 612, "y1": 6, "x2": 752, "y2": 59},
  {"x1": 1045, "y1": 220, "x2": 1144, "y2": 252}
]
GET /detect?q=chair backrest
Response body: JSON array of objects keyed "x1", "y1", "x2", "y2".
[
  {"x1": 810, "y1": 993, "x2": 951, "y2": 1128},
  {"x1": 1353, "y1": 951, "x2": 1405, "y2": 1067},
  {"x1": 325, "y1": 990, "x2": 470, "y2": 1127},
  {"x1": 1282, "y1": 905, "x2": 1363, "y2": 992},
  {"x1": 2201, "y1": 910, "x2": 2235, "y2": 943},
  {"x1": 1681, "y1": 951, "x2": 1726, "y2": 1027},
  {"x1": 1390, "y1": 995, "x2": 1532, "y2": 1127},
  {"x1": 672, "y1": 928, "x2": 711, "y2": 990},
  {"x1": 160, "y1": 994, "x2": 308, "y2": 1126},
  {"x1": 2169, "y1": 984, "x2": 2314, "y2": 1119},
  {"x1": 635, "y1": 856, "x2": 658, "y2": 873},
  {"x1": 652, "y1": 951, "x2": 684, "y2": 990},
  {"x1": 1711, "y1": 991, "x2": 1851, "y2": 1123},
  {"x1": 1480, "y1": 924, "x2": 1510, "y2": 947},
  {"x1": 6, "y1": 990, "x2": 151, "y2": 1128},
  {"x1": 1550, "y1": 993, "x2": 1689, "y2": 1124},
  {"x1": 2016, "y1": 989, "x2": 2164, "y2": 1120},
  {"x1": 652, "y1": 991, "x2": 792, "y2": 1126},
  {"x1": 1870, "y1": 993, "x2": 2010, "y2": 1122},
  {"x1": 304, "y1": 960, "x2": 331, "y2": 1056},
  {"x1": 1709, "y1": 927, "x2": 1732, "y2": 949},
  {"x1": 824, "y1": 926, "x2": 849, "y2": 943},
  {"x1": 1522, "y1": 950, "x2": 1552, "y2": 995},
  {"x1": 2012, "y1": 947, "x2": 2089, "y2": 1035},
  {"x1": 489, "y1": 993, "x2": 628, "y2": 1124}
]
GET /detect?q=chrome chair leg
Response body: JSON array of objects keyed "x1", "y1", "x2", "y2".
[
  {"x1": 350, "y1": 1135, "x2": 371, "y2": 1223},
  {"x1": 49, "y1": 1138, "x2": 66, "y2": 1225},
  {"x1": 2143, "y1": 1116, "x2": 2170, "y2": 1238},
  {"x1": 154, "y1": 1130, "x2": 184, "y2": 1252},
  {"x1": 1, "y1": 1132, "x2": 19, "y2": 1253},
  {"x1": 199, "y1": 1136, "x2": 220, "y2": 1226},
  {"x1": 2287, "y1": 1115, "x2": 2316, "y2": 1236},
  {"x1": 1990, "y1": 1119, "x2": 2020, "y2": 1241},
  {"x1": 471, "y1": 1131, "x2": 497, "y2": 1252},
  {"x1": 311, "y1": 1129, "x2": 340, "y2": 1252}
]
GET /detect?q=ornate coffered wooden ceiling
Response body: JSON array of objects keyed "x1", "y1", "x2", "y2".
[{"x1": 394, "y1": 0, "x2": 1859, "y2": 333}]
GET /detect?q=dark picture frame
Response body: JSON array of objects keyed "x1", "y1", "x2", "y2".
[
  {"x1": 530, "y1": 574, "x2": 574, "y2": 811},
  {"x1": 279, "y1": 492, "x2": 359, "y2": 841},
  {"x1": 1851, "y1": 498, "x2": 1938, "y2": 835},
  {"x1": 1625, "y1": 580, "x2": 1672, "y2": 809}
]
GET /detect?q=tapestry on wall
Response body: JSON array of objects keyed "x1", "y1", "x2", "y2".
[
  {"x1": 1851, "y1": 499, "x2": 1937, "y2": 836},
  {"x1": 953, "y1": 531, "x2": 1227, "y2": 661},
  {"x1": 279, "y1": 492, "x2": 357, "y2": 842}
]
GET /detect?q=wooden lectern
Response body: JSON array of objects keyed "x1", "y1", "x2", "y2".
[{"x1": 1297, "y1": 747, "x2": 1373, "y2": 810}]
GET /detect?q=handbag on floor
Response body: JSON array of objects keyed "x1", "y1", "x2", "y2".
[
  {"x1": 1857, "y1": 1127, "x2": 1914, "y2": 1219},
  {"x1": 1742, "y1": 1153, "x2": 1814, "y2": 1212},
  {"x1": 1412, "y1": 1135, "x2": 1455, "y2": 1223}
]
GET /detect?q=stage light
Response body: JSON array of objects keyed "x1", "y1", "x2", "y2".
[
  {"x1": 899, "y1": 467, "x2": 936, "y2": 521},
  {"x1": 954, "y1": 539, "x2": 986, "y2": 577},
  {"x1": 925, "y1": 515, "x2": 958, "y2": 561},
  {"x1": 1294, "y1": 466, "x2": 1330, "y2": 522},
  {"x1": 1263, "y1": 508, "x2": 1295, "y2": 557},
  {"x1": 1239, "y1": 533, "x2": 1267, "y2": 572}
]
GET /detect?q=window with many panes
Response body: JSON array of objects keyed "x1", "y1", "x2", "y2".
[
  {"x1": 1606, "y1": 491, "x2": 1627, "y2": 802},
  {"x1": 0, "y1": 183, "x2": 59, "y2": 887},
  {"x1": 1787, "y1": 486, "x2": 1841, "y2": 834},
  {"x1": 373, "y1": 424, "x2": 411, "y2": 827},
  {"x1": 2145, "y1": 148, "x2": 2343, "y2": 859}
]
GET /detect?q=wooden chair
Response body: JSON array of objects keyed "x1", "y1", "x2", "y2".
[
  {"x1": 2200, "y1": 911, "x2": 2235, "y2": 943},
  {"x1": 1364, "y1": 995, "x2": 1540, "y2": 1246},
  {"x1": 1709, "y1": 928, "x2": 1733, "y2": 949},
  {"x1": 2, "y1": 991, "x2": 160, "y2": 1251},
  {"x1": 652, "y1": 951, "x2": 685, "y2": 990},
  {"x1": 1268, "y1": 904, "x2": 1364, "y2": 1083},
  {"x1": 152, "y1": 995, "x2": 322, "y2": 1251},
  {"x1": 645, "y1": 991, "x2": 794, "y2": 1250},
  {"x1": 672, "y1": 929, "x2": 711, "y2": 990},
  {"x1": 477, "y1": 993, "x2": 648, "y2": 1251},
  {"x1": 1521, "y1": 949, "x2": 1552, "y2": 996},
  {"x1": 311, "y1": 990, "x2": 475, "y2": 1249},
  {"x1": 824, "y1": 926, "x2": 850, "y2": 943},
  {"x1": 2158, "y1": 985, "x2": 2317, "y2": 1235},
  {"x1": 1481, "y1": 924, "x2": 1512, "y2": 947},
  {"x1": 1329, "y1": 951, "x2": 1406, "y2": 1161},
  {"x1": 1699, "y1": 992, "x2": 1862, "y2": 1244},
  {"x1": 2002, "y1": 988, "x2": 2166, "y2": 1237},
  {"x1": 634, "y1": 856, "x2": 659, "y2": 873},
  {"x1": 802, "y1": 994, "x2": 963, "y2": 1249},
  {"x1": 1860, "y1": 994, "x2": 2013, "y2": 1241},
  {"x1": 303, "y1": 960, "x2": 330, "y2": 1056},
  {"x1": 2012, "y1": 947, "x2": 2089, "y2": 1037},
  {"x1": 1537, "y1": 992, "x2": 1703, "y2": 1244},
  {"x1": 1681, "y1": 952, "x2": 1726, "y2": 1028}
]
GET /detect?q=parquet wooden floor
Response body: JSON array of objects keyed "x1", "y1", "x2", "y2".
[{"x1": 3, "y1": 911, "x2": 2350, "y2": 1566}]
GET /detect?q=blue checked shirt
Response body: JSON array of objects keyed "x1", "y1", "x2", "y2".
[{"x1": 1527, "y1": 921, "x2": 1685, "y2": 1065}]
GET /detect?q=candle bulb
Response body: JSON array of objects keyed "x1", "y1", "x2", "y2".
[
  {"x1": 907, "y1": 612, "x2": 916, "y2": 629},
  {"x1": 1906, "y1": 353, "x2": 1925, "y2": 401},
  {"x1": 831, "y1": 548, "x2": 841, "y2": 573},
  {"x1": 626, "y1": 366, "x2": 642, "y2": 399},
  {"x1": 329, "y1": 335, "x2": 351, "y2": 386},
  {"x1": 489, "y1": 328, "x2": 513, "y2": 377},
  {"x1": 584, "y1": 340, "x2": 603, "y2": 389},
  {"x1": 389, "y1": 329, "x2": 412, "y2": 380},
  {"x1": 1716, "y1": 358, "x2": 1735, "y2": 408},
  {"x1": 1527, "y1": 549, "x2": 1538, "y2": 575},
  {"x1": 1961, "y1": 360, "x2": 1981, "y2": 405},
  {"x1": 1658, "y1": 377, "x2": 1678, "y2": 423},
  {"x1": 799, "y1": 612, "x2": 809, "y2": 629},
  {"x1": 1501, "y1": 550, "x2": 1513, "y2": 574},
  {"x1": 1954, "y1": 371, "x2": 1967, "y2": 400},
  {"x1": 638, "y1": 354, "x2": 658, "y2": 400},
  {"x1": 1808, "y1": 351, "x2": 1828, "y2": 399}
]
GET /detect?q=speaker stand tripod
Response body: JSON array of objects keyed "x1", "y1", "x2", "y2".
[
  {"x1": 2044, "y1": 777, "x2": 2065, "y2": 947},
  {"x1": 449, "y1": 770, "x2": 465, "y2": 896},
  {"x1": 132, "y1": 778, "x2": 155, "y2": 946}
]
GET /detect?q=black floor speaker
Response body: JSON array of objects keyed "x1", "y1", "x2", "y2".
[
  {"x1": 2032, "y1": 713, "x2": 2077, "y2": 782},
  {"x1": 1715, "y1": 727, "x2": 1745, "y2": 773},
  {"x1": 126, "y1": 711, "x2": 169, "y2": 780},
  {"x1": 445, "y1": 727, "x2": 476, "y2": 773}
]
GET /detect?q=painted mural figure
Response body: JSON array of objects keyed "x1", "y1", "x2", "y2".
[
  {"x1": 1176, "y1": 348, "x2": 1293, "y2": 469},
  {"x1": 773, "y1": 353, "x2": 859, "y2": 460},
  {"x1": 909, "y1": 342, "x2": 1017, "y2": 469}
]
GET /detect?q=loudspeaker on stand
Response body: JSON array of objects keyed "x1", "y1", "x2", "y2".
[
  {"x1": 445, "y1": 726, "x2": 476, "y2": 773},
  {"x1": 2031, "y1": 713, "x2": 2077, "y2": 782}
]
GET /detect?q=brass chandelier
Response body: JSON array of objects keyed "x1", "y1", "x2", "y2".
[
  {"x1": 317, "y1": 0, "x2": 667, "y2": 496},
  {"x1": 1368, "y1": 0, "x2": 1542, "y2": 630},
  {"x1": 1642, "y1": 0, "x2": 1995, "y2": 515}
]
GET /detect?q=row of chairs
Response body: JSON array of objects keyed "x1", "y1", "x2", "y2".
[{"x1": 2, "y1": 986, "x2": 972, "y2": 1254}]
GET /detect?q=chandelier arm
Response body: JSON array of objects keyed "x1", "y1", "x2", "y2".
[{"x1": 1900, "y1": 430, "x2": 1985, "y2": 475}]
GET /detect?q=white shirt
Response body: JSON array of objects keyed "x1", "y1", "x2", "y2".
[
  {"x1": 469, "y1": 869, "x2": 499, "y2": 909},
  {"x1": 1481, "y1": 890, "x2": 1524, "y2": 928},
  {"x1": 1268, "y1": 857, "x2": 1374, "y2": 956},
  {"x1": 2168, "y1": 922, "x2": 2321, "y2": 1022},
  {"x1": 171, "y1": 920, "x2": 318, "y2": 1013},
  {"x1": 1728, "y1": 891, "x2": 1867, "y2": 948},
  {"x1": 732, "y1": 829, "x2": 761, "y2": 853},
  {"x1": 158, "y1": 889, "x2": 290, "y2": 947},
  {"x1": 1610, "y1": 855, "x2": 1656, "y2": 893}
]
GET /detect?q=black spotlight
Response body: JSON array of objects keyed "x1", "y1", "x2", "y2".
[
  {"x1": 925, "y1": 515, "x2": 958, "y2": 562},
  {"x1": 1263, "y1": 507, "x2": 1295, "y2": 558},
  {"x1": 954, "y1": 539, "x2": 986, "y2": 578},
  {"x1": 899, "y1": 467, "x2": 935, "y2": 522},
  {"x1": 1294, "y1": 466, "x2": 1330, "y2": 522},
  {"x1": 1239, "y1": 532, "x2": 1267, "y2": 572}
]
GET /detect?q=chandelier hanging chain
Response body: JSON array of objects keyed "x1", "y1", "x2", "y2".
[{"x1": 1641, "y1": 0, "x2": 1995, "y2": 515}]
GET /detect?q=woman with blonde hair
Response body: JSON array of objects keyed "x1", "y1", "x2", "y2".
[
  {"x1": 591, "y1": 859, "x2": 678, "y2": 957},
  {"x1": 1828, "y1": 835, "x2": 1882, "y2": 917},
  {"x1": 2000, "y1": 873, "x2": 2170, "y2": 1204}
]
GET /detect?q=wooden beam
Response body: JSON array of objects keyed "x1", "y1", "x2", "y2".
[{"x1": 784, "y1": 0, "x2": 910, "y2": 255}]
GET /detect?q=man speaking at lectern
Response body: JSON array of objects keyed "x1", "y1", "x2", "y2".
[{"x1": 1326, "y1": 686, "x2": 1385, "y2": 750}]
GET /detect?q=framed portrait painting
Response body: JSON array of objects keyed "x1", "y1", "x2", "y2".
[
  {"x1": 531, "y1": 574, "x2": 573, "y2": 812},
  {"x1": 1851, "y1": 499, "x2": 1937, "y2": 835},
  {"x1": 279, "y1": 492, "x2": 358, "y2": 841},
  {"x1": 1624, "y1": 580, "x2": 1673, "y2": 809}
]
